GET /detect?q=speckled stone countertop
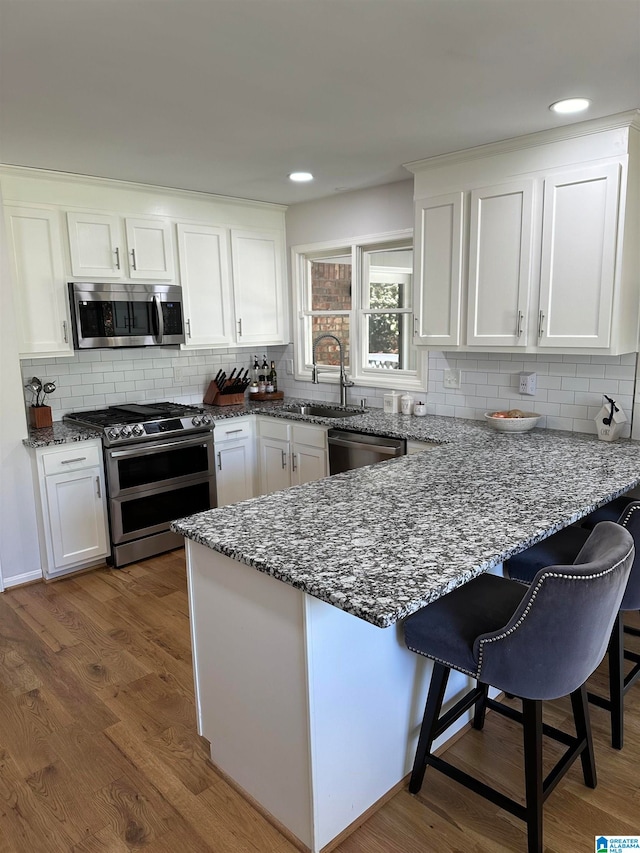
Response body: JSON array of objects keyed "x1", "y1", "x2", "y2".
[{"x1": 172, "y1": 421, "x2": 640, "y2": 627}]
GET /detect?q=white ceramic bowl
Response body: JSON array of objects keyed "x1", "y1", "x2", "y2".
[{"x1": 484, "y1": 411, "x2": 542, "y2": 433}]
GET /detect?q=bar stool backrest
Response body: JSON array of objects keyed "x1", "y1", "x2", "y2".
[
  {"x1": 475, "y1": 521, "x2": 634, "y2": 701},
  {"x1": 617, "y1": 501, "x2": 640, "y2": 611}
]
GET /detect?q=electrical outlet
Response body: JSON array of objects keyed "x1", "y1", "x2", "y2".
[
  {"x1": 443, "y1": 368, "x2": 461, "y2": 390},
  {"x1": 519, "y1": 371, "x2": 537, "y2": 395},
  {"x1": 286, "y1": 359, "x2": 294, "y2": 375},
  {"x1": 174, "y1": 366, "x2": 185, "y2": 381}
]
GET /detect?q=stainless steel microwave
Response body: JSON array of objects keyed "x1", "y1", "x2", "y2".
[{"x1": 69, "y1": 282, "x2": 185, "y2": 348}]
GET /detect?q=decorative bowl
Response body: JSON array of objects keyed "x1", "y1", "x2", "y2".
[{"x1": 484, "y1": 411, "x2": 542, "y2": 433}]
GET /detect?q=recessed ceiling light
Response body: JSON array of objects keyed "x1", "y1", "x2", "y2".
[
  {"x1": 289, "y1": 172, "x2": 314, "y2": 182},
  {"x1": 549, "y1": 98, "x2": 591, "y2": 115}
]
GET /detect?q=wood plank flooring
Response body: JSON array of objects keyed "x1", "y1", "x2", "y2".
[{"x1": 1, "y1": 551, "x2": 639, "y2": 852}]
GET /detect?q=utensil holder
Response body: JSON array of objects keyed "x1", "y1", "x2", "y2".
[
  {"x1": 204, "y1": 381, "x2": 246, "y2": 407},
  {"x1": 29, "y1": 405, "x2": 53, "y2": 429}
]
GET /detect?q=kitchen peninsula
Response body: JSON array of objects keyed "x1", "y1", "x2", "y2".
[{"x1": 172, "y1": 419, "x2": 640, "y2": 853}]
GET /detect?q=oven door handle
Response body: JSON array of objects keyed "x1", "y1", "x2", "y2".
[
  {"x1": 109, "y1": 435, "x2": 212, "y2": 459},
  {"x1": 153, "y1": 294, "x2": 165, "y2": 343}
]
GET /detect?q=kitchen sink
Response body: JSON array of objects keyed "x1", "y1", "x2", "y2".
[{"x1": 282, "y1": 404, "x2": 366, "y2": 419}]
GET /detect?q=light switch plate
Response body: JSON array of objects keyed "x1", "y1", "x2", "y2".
[
  {"x1": 443, "y1": 368, "x2": 461, "y2": 389},
  {"x1": 174, "y1": 366, "x2": 185, "y2": 381}
]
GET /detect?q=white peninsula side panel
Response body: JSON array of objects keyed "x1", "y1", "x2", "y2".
[{"x1": 185, "y1": 540, "x2": 476, "y2": 852}]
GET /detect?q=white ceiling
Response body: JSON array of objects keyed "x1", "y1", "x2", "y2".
[{"x1": 1, "y1": 0, "x2": 639, "y2": 206}]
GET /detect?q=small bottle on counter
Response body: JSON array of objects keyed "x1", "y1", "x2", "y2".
[
  {"x1": 252, "y1": 355, "x2": 260, "y2": 385},
  {"x1": 268, "y1": 360, "x2": 278, "y2": 393}
]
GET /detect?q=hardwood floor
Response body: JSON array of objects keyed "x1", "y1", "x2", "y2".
[{"x1": 1, "y1": 551, "x2": 638, "y2": 852}]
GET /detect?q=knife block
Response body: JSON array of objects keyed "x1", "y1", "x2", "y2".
[
  {"x1": 29, "y1": 405, "x2": 53, "y2": 428},
  {"x1": 204, "y1": 381, "x2": 246, "y2": 407}
]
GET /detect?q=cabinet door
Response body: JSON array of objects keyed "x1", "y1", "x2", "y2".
[
  {"x1": 177, "y1": 223, "x2": 234, "y2": 348},
  {"x1": 414, "y1": 192, "x2": 464, "y2": 346},
  {"x1": 5, "y1": 205, "x2": 73, "y2": 357},
  {"x1": 125, "y1": 217, "x2": 175, "y2": 280},
  {"x1": 258, "y1": 436, "x2": 291, "y2": 494},
  {"x1": 231, "y1": 229, "x2": 286, "y2": 345},
  {"x1": 67, "y1": 211, "x2": 124, "y2": 278},
  {"x1": 215, "y1": 440, "x2": 254, "y2": 506},
  {"x1": 467, "y1": 180, "x2": 534, "y2": 347},
  {"x1": 291, "y1": 443, "x2": 327, "y2": 486},
  {"x1": 537, "y1": 163, "x2": 620, "y2": 348},
  {"x1": 44, "y1": 466, "x2": 109, "y2": 570}
]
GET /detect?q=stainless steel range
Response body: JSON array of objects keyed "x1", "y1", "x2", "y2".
[{"x1": 64, "y1": 402, "x2": 217, "y2": 568}]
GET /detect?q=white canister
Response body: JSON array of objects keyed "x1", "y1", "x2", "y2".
[
  {"x1": 414, "y1": 401, "x2": 426, "y2": 416},
  {"x1": 383, "y1": 391, "x2": 401, "y2": 414},
  {"x1": 401, "y1": 394, "x2": 414, "y2": 415}
]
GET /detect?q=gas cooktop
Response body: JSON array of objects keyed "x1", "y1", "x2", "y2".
[{"x1": 64, "y1": 401, "x2": 214, "y2": 446}]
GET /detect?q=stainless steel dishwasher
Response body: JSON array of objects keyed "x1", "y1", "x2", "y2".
[{"x1": 328, "y1": 429, "x2": 406, "y2": 474}]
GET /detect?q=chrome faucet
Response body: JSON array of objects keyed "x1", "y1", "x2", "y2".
[{"x1": 312, "y1": 333, "x2": 354, "y2": 407}]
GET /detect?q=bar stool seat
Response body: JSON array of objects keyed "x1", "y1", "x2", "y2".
[
  {"x1": 404, "y1": 521, "x2": 634, "y2": 853},
  {"x1": 506, "y1": 501, "x2": 640, "y2": 749}
]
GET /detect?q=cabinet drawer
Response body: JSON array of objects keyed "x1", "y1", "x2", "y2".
[
  {"x1": 258, "y1": 418, "x2": 289, "y2": 441},
  {"x1": 214, "y1": 419, "x2": 252, "y2": 443},
  {"x1": 292, "y1": 423, "x2": 327, "y2": 449},
  {"x1": 42, "y1": 442, "x2": 102, "y2": 475}
]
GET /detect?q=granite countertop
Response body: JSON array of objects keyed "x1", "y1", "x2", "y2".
[{"x1": 171, "y1": 424, "x2": 640, "y2": 628}]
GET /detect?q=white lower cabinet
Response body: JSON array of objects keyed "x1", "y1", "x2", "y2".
[
  {"x1": 257, "y1": 418, "x2": 328, "y2": 494},
  {"x1": 214, "y1": 418, "x2": 255, "y2": 506},
  {"x1": 32, "y1": 439, "x2": 110, "y2": 578}
]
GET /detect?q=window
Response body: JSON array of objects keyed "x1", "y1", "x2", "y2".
[{"x1": 293, "y1": 232, "x2": 426, "y2": 391}]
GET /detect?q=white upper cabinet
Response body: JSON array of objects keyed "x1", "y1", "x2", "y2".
[
  {"x1": 177, "y1": 222, "x2": 234, "y2": 348},
  {"x1": 407, "y1": 112, "x2": 639, "y2": 355},
  {"x1": 4, "y1": 204, "x2": 73, "y2": 357},
  {"x1": 537, "y1": 163, "x2": 620, "y2": 349},
  {"x1": 413, "y1": 192, "x2": 464, "y2": 347},
  {"x1": 67, "y1": 211, "x2": 175, "y2": 281},
  {"x1": 231, "y1": 229, "x2": 287, "y2": 346},
  {"x1": 67, "y1": 211, "x2": 123, "y2": 278},
  {"x1": 466, "y1": 180, "x2": 534, "y2": 347},
  {"x1": 124, "y1": 217, "x2": 174, "y2": 280}
]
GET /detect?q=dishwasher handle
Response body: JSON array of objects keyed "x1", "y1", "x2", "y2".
[{"x1": 328, "y1": 436, "x2": 401, "y2": 455}]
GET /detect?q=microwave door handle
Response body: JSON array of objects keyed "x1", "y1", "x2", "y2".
[{"x1": 153, "y1": 294, "x2": 164, "y2": 343}]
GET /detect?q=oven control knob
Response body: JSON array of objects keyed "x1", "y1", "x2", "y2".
[
  {"x1": 107, "y1": 427, "x2": 120, "y2": 441},
  {"x1": 132, "y1": 423, "x2": 144, "y2": 437},
  {"x1": 120, "y1": 425, "x2": 132, "y2": 438},
  {"x1": 191, "y1": 416, "x2": 202, "y2": 426},
  {"x1": 201, "y1": 413, "x2": 213, "y2": 426}
]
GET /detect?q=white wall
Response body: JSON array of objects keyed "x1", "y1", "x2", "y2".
[{"x1": 0, "y1": 186, "x2": 41, "y2": 588}]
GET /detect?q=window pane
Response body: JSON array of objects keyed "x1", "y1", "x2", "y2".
[
  {"x1": 311, "y1": 257, "x2": 352, "y2": 311},
  {"x1": 366, "y1": 313, "x2": 416, "y2": 371},
  {"x1": 310, "y1": 315, "x2": 350, "y2": 369},
  {"x1": 366, "y1": 248, "x2": 412, "y2": 309}
]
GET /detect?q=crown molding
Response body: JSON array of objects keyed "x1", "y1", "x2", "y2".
[
  {"x1": 0, "y1": 164, "x2": 288, "y2": 211},
  {"x1": 404, "y1": 109, "x2": 640, "y2": 174}
]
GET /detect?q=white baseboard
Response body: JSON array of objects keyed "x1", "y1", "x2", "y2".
[{"x1": 2, "y1": 568, "x2": 43, "y2": 589}]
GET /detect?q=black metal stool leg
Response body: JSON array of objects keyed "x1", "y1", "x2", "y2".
[
  {"x1": 522, "y1": 698, "x2": 543, "y2": 853},
  {"x1": 473, "y1": 682, "x2": 490, "y2": 730},
  {"x1": 409, "y1": 662, "x2": 449, "y2": 794},
  {"x1": 608, "y1": 614, "x2": 624, "y2": 749},
  {"x1": 571, "y1": 684, "x2": 597, "y2": 788}
]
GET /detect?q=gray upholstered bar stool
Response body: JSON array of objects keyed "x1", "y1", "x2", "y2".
[
  {"x1": 506, "y1": 501, "x2": 640, "y2": 749},
  {"x1": 403, "y1": 521, "x2": 634, "y2": 853}
]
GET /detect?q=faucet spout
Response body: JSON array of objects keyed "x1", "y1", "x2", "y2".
[{"x1": 312, "y1": 333, "x2": 354, "y2": 407}]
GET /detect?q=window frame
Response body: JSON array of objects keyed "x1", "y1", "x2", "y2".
[{"x1": 291, "y1": 230, "x2": 427, "y2": 392}]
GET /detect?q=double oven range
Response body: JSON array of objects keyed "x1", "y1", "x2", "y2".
[{"x1": 65, "y1": 402, "x2": 217, "y2": 567}]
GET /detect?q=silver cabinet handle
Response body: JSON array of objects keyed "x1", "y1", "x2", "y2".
[
  {"x1": 281, "y1": 449, "x2": 287, "y2": 469},
  {"x1": 237, "y1": 318, "x2": 243, "y2": 337},
  {"x1": 130, "y1": 248, "x2": 137, "y2": 270},
  {"x1": 61, "y1": 456, "x2": 87, "y2": 464},
  {"x1": 224, "y1": 428, "x2": 243, "y2": 435},
  {"x1": 62, "y1": 320, "x2": 68, "y2": 343},
  {"x1": 217, "y1": 451, "x2": 222, "y2": 470},
  {"x1": 185, "y1": 318, "x2": 191, "y2": 338},
  {"x1": 96, "y1": 476, "x2": 101, "y2": 499},
  {"x1": 114, "y1": 247, "x2": 121, "y2": 269},
  {"x1": 516, "y1": 311, "x2": 524, "y2": 337},
  {"x1": 291, "y1": 452, "x2": 297, "y2": 472},
  {"x1": 538, "y1": 310, "x2": 545, "y2": 339}
]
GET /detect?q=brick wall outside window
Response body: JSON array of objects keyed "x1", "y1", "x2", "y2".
[{"x1": 311, "y1": 262, "x2": 351, "y2": 366}]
